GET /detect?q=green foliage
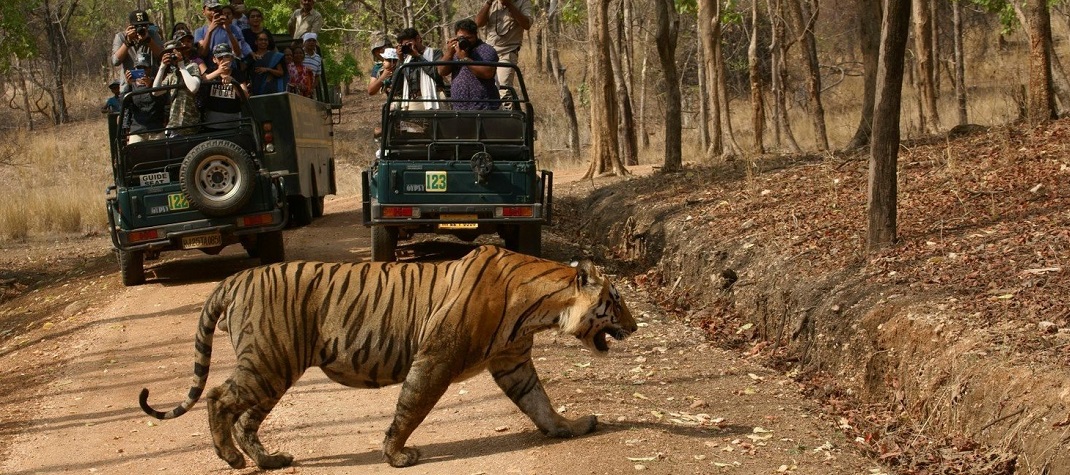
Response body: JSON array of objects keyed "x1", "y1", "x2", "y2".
[
  {"x1": 968, "y1": 0, "x2": 1019, "y2": 34},
  {"x1": 721, "y1": 0, "x2": 744, "y2": 25},
  {"x1": 561, "y1": 0, "x2": 586, "y2": 25},
  {"x1": 325, "y1": 49, "x2": 361, "y2": 84},
  {"x1": 0, "y1": 2, "x2": 38, "y2": 72}
]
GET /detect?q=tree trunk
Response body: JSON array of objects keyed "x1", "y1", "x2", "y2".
[
  {"x1": 41, "y1": 0, "x2": 72, "y2": 125},
  {"x1": 767, "y1": 0, "x2": 800, "y2": 152},
  {"x1": 714, "y1": 1, "x2": 743, "y2": 158},
  {"x1": 583, "y1": 0, "x2": 627, "y2": 178},
  {"x1": 1026, "y1": 0, "x2": 1056, "y2": 125},
  {"x1": 698, "y1": 0, "x2": 722, "y2": 158},
  {"x1": 547, "y1": 0, "x2": 580, "y2": 160},
  {"x1": 867, "y1": 0, "x2": 911, "y2": 253},
  {"x1": 622, "y1": 0, "x2": 635, "y2": 94},
  {"x1": 638, "y1": 25, "x2": 650, "y2": 149},
  {"x1": 655, "y1": 0, "x2": 682, "y2": 173},
  {"x1": 696, "y1": 21, "x2": 711, "y2": 152},
  {"x1": 748, "y1": 0, "x2": 765, "y2": 154},
  {"x1": 912, "y1": 0, "x2": 939, "y2": 134},
  {"x1": 788, "y1": 0, "x2": 828, "y2": 150},
  {"x1": 439, "y1": 0, "x2": 451, "y2": 46},
  {"x1": 845, "y1": 0, "x2": 880, "y2": 149},
  {"x1": 952, "y1": 0, "x2": 967, "y2": 125},
  {"x1": 611, "y1": 0, "x2": 638, "y2": 167},
  {"x1": 1014, "y1": 3, "x2": 1069, "y2": 116}
]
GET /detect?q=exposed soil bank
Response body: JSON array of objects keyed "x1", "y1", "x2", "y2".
[{"x1": 556, "y1": 133, "x2": 1070, "y2": 474}]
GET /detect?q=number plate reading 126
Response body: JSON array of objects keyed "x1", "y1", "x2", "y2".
[{"x1": 425, "y1": 171, "x2": 447, "y2": 192}]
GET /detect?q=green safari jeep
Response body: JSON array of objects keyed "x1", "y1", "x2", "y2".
[
  {"x1": 361, "y1": 61, "x2": 553, "y2": 261},
  {"x1": 105, "y1": 82, "x2": 287, "y2": 286}
]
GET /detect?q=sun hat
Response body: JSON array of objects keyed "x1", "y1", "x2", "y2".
[
  {"x1": 381, "y1": 48, "x2": 398, "y2": 60},
  {"x1": 302, "y1": 32, "x2": 318, "y2": 42}
]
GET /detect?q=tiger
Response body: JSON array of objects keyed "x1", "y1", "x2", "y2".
[{"x1": 138, "y1": 245, "x2": 637, "y2": 469}]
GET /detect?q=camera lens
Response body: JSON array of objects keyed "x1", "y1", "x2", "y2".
[{"x1": 137, "y1": 26, "x2": 147, "y2": 35}]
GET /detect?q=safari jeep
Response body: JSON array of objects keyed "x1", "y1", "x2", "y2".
[
  {"x1": 105, "y1": 82, "x2": 287, "y2": 286},
  {"x1": 361, "y1": 62, "x2": 553, "y2": 262}
]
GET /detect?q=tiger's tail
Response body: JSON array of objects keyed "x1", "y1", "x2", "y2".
[{"x1": 139, "y1": 279, "x2": 232, "y2": 420}]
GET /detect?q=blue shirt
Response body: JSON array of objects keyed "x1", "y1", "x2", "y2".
[{"x1": 193, "y1": 24, "x2": 253, "y2": 59}]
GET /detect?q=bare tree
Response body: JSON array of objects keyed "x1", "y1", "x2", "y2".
[
  {"x1": 638, "y1": 24, "x2": 651, "y2": 149},
  {"x1": 912, "y1": 0, "x2": 940, "y2": 134},
  {"x1": 767, "y1": 0, "x2": 800, "y2": 152},
  {"x1": 583, "y1": 0, "x2": 628, "y2": 178},
  {"x1": 35, "y1": 0, "x2": 76, "y2": 125},
  {"x1": 845, "y1": 0, "x2": 881, "y2": 150},
  {"x1": 868, "y1": 0, "x2": 911, "y2": 252},
  {"x1": 952, "y1": 0, "x2": 967, "y2": 126},
  {"x1": 748, "y1": 0, "x2": 765, "y2": 154},
  {"x1": 713, "y1": 1, "x2": 742, "y2": 158},
  {"x1": 611, "y1": 0, "x2": 638, "y2": 166},
  {"x1": 1025, "y1": 0, "x2": 1056, "y2": 125},
  {"x1": 655, "y1": 0, "x2": 682, "y2": 173},
  {"x1": 697, "y1": 0, "x2": 721, "y2": 157},
  {"x1": 787, "y1": 0, "x2": 828, "y2": 150},
  {"x1": 547, "y1": 0, "x2": 580, "y2": 159}
]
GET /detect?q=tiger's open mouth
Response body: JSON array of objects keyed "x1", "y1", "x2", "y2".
[{"x1": 592, "y1": 327, "x2": 630, "y2": 352}]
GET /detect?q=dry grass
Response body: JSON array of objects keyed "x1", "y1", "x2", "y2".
[{"x1": 0, "y1": 121, "x2": 111, "y2": 243}]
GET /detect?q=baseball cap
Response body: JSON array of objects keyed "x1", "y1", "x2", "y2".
[
  {"x1": 302, "y1": 32, "x2": 318, "y2": 42},
  {"x1": 371, "y1": 36, "x2": 391, "y2": 52},
  {"x1": 203, "y1": 0, "x2": 222, "y2": 9},
  {"x1": 107, "y1": 79, "x2": 121, "y2": 89},
  {"x1": 172, "y1": 30, "x2": 193, "y2": 41},
  {"x1": 381, "y1": 48, "x2": 398, "y2": 60},
  {"x1": 163, "y1": 40, "x2": 180, "y2": 52},
  {"x1": 212, "y1": 43, "x2": 234, "y2": 58},
  {"x1": 129, "y1": 10, "x2": 151, "y2": 26}
]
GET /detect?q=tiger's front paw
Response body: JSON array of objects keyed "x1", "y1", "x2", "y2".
[
  {"x1": 545, "y1": 414, "x2": 598, "y2": 438},
  {"x1": 384, "y1": 446, "x2": 421, "y2": 467}
]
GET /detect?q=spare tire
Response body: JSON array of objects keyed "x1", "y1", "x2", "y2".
[{"x1": 180, "y1": 139, "x2": 256, "y2": 217}]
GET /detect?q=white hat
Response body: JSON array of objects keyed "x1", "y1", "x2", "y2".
[
  {"x1": 381, "y1": 48, "x2": 398, "y2": 60},
  {"x1": 302, "y1": 32, "x2": 318, "y2": 42}
]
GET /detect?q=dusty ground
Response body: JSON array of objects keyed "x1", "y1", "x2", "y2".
[{"x1": 0, "y1": 190, "x2": 884, "y2": 474}]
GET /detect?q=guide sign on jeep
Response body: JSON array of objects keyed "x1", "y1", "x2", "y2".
[
  {"x1": 361, "y1": 62, "x2": 552, "y2": 261},
  {"x1": 105, "y1": 80, "x2": 335, "y2": 286}
]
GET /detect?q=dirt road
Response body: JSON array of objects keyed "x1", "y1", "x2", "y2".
[{"x1": 0, "y1": 195, "x2": 884, "y2": 474}]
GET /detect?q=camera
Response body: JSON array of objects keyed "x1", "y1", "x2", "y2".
[
  {"x1": 136, "y1": 26, "x2": 147, "y2": 36},
  {"x1": 130, "y1": 68, "x2": 146, "y2": 80},
  {"x1": 456, "y1": 37, "x2": 472, "y2": 51},
  {"x1": 167, "y1": 53, "x2": 178, "y2": 62},
  {"x1": 400, "y1": 43, "x2": 413, "y2": 56}
]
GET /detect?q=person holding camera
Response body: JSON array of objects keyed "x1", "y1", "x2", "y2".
[
  {"x1": 124, "y1": 60, "x2": 167, "y2": 144},
  {"x1": 395, "y1": 27, "x2": 444, "y2": 110},
  {"x1": 201, "y1": 43, "x2": 249, "y2": 130},
  {"x1": 475, "y1": 0, "x2": 532, "y2": 89},
  {"x1": 194, "y1": 0, "x2": 250, "y2": 67},
  {"x1": 111, "y1": 9, "x2": 164, "y2": 92},
  {"x1": 437, "y1": 19, "x2": 499, "y2": 111},
  {"x1": 152, "y1": 37, "x2": 203, "y2": 137}
]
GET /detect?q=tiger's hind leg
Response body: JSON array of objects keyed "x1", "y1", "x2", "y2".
[
  {"x1": 233, "y1": 395, "x2": 294, "y2": 469},
  {"x1": 490, "y1": 354, "x2": 598, "y2": 438},
  {"x1": 205, "y1": 380, "x2": 254, "y2": 469}
]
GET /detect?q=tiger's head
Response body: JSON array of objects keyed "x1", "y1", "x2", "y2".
[{"x1": 560, "y1": 259, "x2": 638, "y2": 354}]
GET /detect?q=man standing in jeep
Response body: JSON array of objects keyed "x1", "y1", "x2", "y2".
[
  {"x1": 475, "y1": 0, "x2": 532, "y2": 89},
  {"x1": 111, "y1": 9, "x2": 164, "y2": 91}
]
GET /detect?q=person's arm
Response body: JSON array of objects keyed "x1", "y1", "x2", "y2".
[
  {"x1": 502, "y1": 0, "x2": 532, "y2": 30},
  {"x1": 310, "y1": 10, "x2": 323, "y2": 34},
  {"x1": 196, "y1": 26, "x2": 215, "y2": 58},
  {"x1": 368, "y1": 70, "x2": 389, "y2": 95},
  {"x1": 147, "y1": 30, "x2": 165, "y2": 59},
  {"x1": 286, "y1": 11, "x2": 297, "y2": 37},
  {"x1": 179, "y1": 66, "x2": 202, "y2": 93},
  {"x1": 437, "y1": 39, "x2": 458, "y2": 78},
  {"x1": 112, "y1": 29, "x2": 133, "y2": 66},
  {"x1": 467, "y1": 47, "x2": 497, "y2": 80},
  {"x1": 475, "y1": 0, "x2": 492, "y2": 28}
]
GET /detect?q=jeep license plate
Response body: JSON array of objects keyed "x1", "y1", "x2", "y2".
[
  {"x1": 139, "y1": 171, "x2": 170, "y2": 186},
  {"x1": 181, "y1": 233, "x2": 222, "y2": 249},
  {"x1": 439, "y1": 214, "x2": 478, "y2": 230}
]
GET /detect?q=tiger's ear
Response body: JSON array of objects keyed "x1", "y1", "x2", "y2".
[{"x1": 570, "y1": 259, "x2": 602, "y2": 288}]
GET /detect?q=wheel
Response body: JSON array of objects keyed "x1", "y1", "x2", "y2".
[
  {"x1": 516, "y1": 223, "x2": 542, "y2": 257},
  {"x1": 118, "y1": 249, "x2": 145, "y2": 286},
  {"x1": 288, "y1": 196, "x2": 313, "y2": 227},
  {"x1": 310, "y1": 173, "x2": 325, "y2": 218},
  {"x1": 370, "y1": 226, "x2": 398, "y2": 262},
  {"x1": 257, "y1": 230, "x2": 286, "y2": 264},
  {"x1": 180, "y1": 140, "x2": 256, "y2": 217}
]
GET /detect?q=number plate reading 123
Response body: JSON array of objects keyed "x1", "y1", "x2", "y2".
[{"x1": 425, "y1": 171, "x2": 447, "y2": 192}]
